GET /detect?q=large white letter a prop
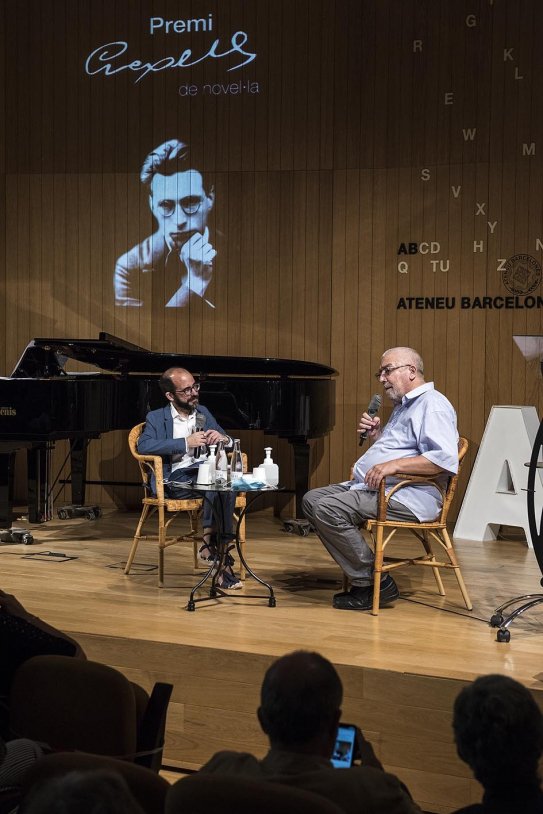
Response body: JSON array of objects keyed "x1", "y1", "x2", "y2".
[{"x1": 454, "y1": 406, "x2": 543, "y2": 547}]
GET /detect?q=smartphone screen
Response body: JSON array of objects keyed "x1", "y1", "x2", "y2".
[{"x1": 331, "y1": 723, "x2": 357, "y2": 768}]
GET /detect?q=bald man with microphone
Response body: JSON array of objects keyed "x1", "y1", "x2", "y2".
[{"x1": 302, "y1": 347, "x2": 458, "y2": 611}]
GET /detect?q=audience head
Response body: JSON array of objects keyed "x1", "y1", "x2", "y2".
[
  {"x1": 257, "y1": 651, "x2": 342, "y2": 757},
  {"x1": 453, "y1": 674, "x2": 543, "y2": 790},
  {"x1": 19, "y1": 769, "x2": 146, "y2": 814}
]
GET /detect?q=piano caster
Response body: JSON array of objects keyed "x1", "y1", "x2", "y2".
[
  {"x1": 57, "y1": 505, "x2": 102, "y2": 521},
  {"x1": 268, "y1": 596, "x2": 277, "y2": 607},
  {"x1": 0, "y1": 529, "x2": 34, "y2": 545},
  {"x1": 187, "y1": 599, "x2": 196, "y2": 612},
  {"x1": 283, "y1": 519, "x2": 313, "y2": 537}
]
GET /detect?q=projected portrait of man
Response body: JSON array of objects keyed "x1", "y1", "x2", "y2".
[{"x1": 114, "y1": 139, "x2": 217, "y2": 308}]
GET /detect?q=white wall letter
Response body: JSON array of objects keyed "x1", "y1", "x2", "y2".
[{"x1": 454, "y1": 406, "x2": 543, "y2": 546}]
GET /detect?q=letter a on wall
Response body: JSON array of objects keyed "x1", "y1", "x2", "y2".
[{"x1": 454, "y1": 406, "x2": 543, "y2": 546}]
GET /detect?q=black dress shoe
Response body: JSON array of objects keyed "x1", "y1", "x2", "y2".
[
  {"x1": 332, "y1": 575, "x2": 399, "y2": 610},
  {"x1": 332, "y1": 585, "x2": 371, "y2": 602}
]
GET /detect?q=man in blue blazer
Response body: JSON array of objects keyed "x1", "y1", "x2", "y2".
[{"x1": 138, "y1": 367, "x2": 241, "y2": 589}]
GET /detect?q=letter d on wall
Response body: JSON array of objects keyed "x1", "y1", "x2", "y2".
[{"x1": 454, "y1": 406, "x2": 543, "y2": 546}]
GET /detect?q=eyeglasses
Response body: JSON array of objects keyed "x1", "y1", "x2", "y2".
[
  {"x1": 374, "y1": 364, "x2": 412, "y2": 380},
  {"x1": 173, "y1": 382, "x2": 201, "y2": 397},
  {"x1": 156, "y1": 197, "x2": 203, "y2": 217}
]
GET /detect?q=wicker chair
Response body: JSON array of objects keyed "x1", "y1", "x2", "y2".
[
  {"x1": 125, "y1": 423, "x2": 246, "y2": 587},
  {"x1": 343, "y1": 436, "x2": 472, "y2": 615}
]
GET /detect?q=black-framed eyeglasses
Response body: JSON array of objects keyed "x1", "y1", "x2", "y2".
[
  {"x1": 374, "y1": 364, "x2": 412, "y2": 380},
  {"x1": 173, "y1": 382, "x2": 201, "y2": 397},
  {"x1": 156, "y1": 197, "x2": 203, "y2": 217}
]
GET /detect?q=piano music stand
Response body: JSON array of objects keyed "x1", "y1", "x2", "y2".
[{"x1": 490, "y1": 337, "x2": 543, "y2": 642}]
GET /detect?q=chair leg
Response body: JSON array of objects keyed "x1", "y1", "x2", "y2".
[
  {"x1": 125, "y1": 505, "x2": 151, "y2": 575},
  {"x1": 421, "y1": 531, "x2": 446, "y2": 596},
  {"x1": 372, "y1": 527, "x2": 385, "y2": 616},
  {"x1": 158, "y1": 505, "x2": 166, "y2": 588},
  {"x1": 191, "y1": 510, "x2": 201, "y2": 569},
  {"x1": 442, "y1": 528, "x2": 473, "y2": 610}
]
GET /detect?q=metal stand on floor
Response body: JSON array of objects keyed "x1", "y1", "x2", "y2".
[{"x1": 490, "y1": 417, "x2": 543, "y2": 642}]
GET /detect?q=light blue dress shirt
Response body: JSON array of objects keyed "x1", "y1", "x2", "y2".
[{"x1": 351, "y1": 382, "x2": 458, "y2": 521}]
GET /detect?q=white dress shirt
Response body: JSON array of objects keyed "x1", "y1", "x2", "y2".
[{"x1": 352, "y1": 382, "x2": 458, "y2": 521}]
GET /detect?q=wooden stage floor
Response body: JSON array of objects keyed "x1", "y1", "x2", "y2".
[{"x1": 2, "y1": 508, "x2": 543, "y2": 813}]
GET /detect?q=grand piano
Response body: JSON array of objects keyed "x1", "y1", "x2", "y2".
[{"x1": 0, "y1": 333, "x2": 336, "y2": 525}]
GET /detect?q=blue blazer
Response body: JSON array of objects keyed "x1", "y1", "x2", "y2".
[{"x1": 138, "y1": 404, "x2": 228, "y2": 484}]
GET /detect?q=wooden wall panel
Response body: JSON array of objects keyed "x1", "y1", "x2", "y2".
[{"x1": 2, "y1": 0, "x2": 543, "y2": 523}]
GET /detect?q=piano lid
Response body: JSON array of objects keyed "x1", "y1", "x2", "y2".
[{"x1": 11, "y1": 333, "x2": 338, "y2": 379}]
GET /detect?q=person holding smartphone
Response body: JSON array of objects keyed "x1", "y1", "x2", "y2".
[
  {"x1": 199, "y1": 651, "x2": 422, "y2": 814},
  {"x1": 114, "y1": 139, "x2": 220, "y2": 309}
]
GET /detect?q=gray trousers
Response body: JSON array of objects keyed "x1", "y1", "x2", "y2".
[{"x1": 302, "y1": 483, "x2": 417, "y2": 587}]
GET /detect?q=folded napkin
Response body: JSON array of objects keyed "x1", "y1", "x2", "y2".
[{"x1": 231, "y1": 476, "x2": 269, "y2": 490}]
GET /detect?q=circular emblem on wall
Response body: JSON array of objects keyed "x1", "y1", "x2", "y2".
[{"x1": 502, "y1": 254, "x2": 542, "y2": 295}]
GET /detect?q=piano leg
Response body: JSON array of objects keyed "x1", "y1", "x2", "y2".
[
  {"x1": 290, "y1": 439, "x2": 311, "y2": 518},
  {"x1": 70, "y1": 438, "x2": 88, "y2": 505},
  {"x1": 27, "y1": 444, "x2": 48, "y2": 523},
  {"x1": 0, "y1": 452, "x2": 16, "y2": 527}
]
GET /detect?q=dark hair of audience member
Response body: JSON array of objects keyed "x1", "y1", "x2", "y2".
[
  {"x1": 257, "y1": 650, "x2": 343, "y2": 747},
  {"x1": 19, "y1": 769, "x2": 146, "y2": 814},
  {"x1": 453, "y1": 674, "x2": 543, "y2": 791}
]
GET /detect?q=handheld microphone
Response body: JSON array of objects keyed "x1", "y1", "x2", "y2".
[
  {"x1": 359, "y1": 394, "x2": 382, "y2": 446},
  {"x1": 194, "y1": 412, "x2": 206, "y2": 457}
]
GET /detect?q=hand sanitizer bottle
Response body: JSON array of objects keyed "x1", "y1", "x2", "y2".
[
  {"x1": 262, "y1": 447, "x2": 279, "y2": 486},
  {"x1": 207, "y1": 445, "x2": 217, "y2": 484}
]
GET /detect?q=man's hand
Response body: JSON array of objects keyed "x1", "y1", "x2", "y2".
[
  {"x1": 180, "y1": 227, "x2": 217, "y2": 297},
  {"x1": 358, "y1": 413, "x2": 381, "y2": 439},
  {"x1": 364, "y1": 459, "x2": 399, "y2": 490},
  {"x1": 364, "y1": 455, "x2": 445, "y2": 490},
  {"x1": 204, "y1": 430, "x2": 227, "y2": 446},
  {"x1": 186, "y1": 431, "x2": 208, "y2": 450}
]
